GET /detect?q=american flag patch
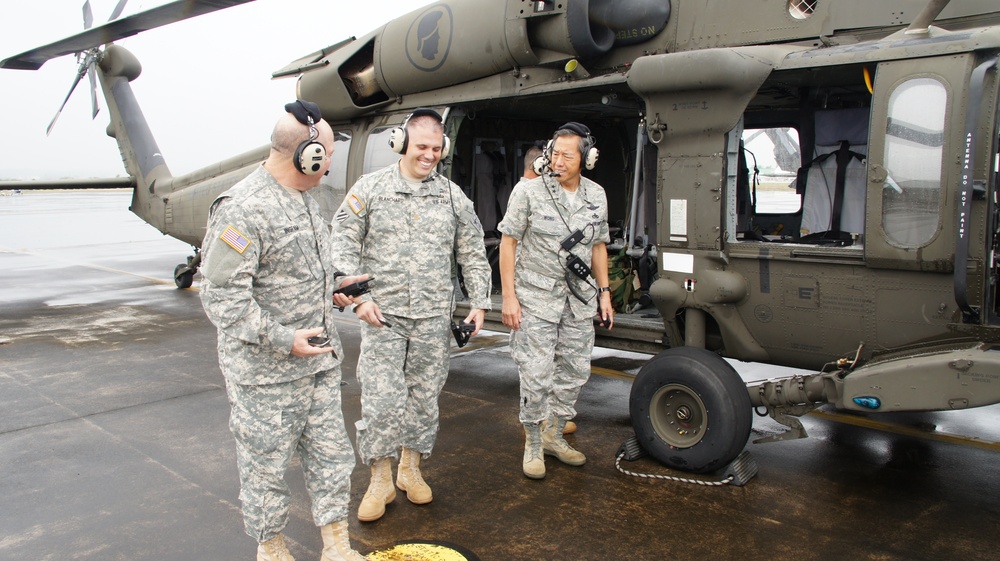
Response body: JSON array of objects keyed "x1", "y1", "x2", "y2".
[
  {"x1": 348, "y1": 194, "x2": 365, "y2": 214},
  {"x1": 220, "y1": 225, "x2": 251, "y2": 254}
]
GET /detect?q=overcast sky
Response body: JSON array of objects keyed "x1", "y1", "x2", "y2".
[{"x1": 0, "y1": 0, "x2": 420, "y2": 180}]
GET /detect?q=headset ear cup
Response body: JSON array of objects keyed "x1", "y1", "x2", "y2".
[
  {"x1": 531, "y1": 155, "x2": 547, "y2": 176},
  {"x1": 442, "y1": 135, "x2": 450, "y2": 158},
  {"x1": 295, "y1": 140, "x2": 327, "y2": 175},
  {"x1": 585, "y1": 145, "x2": 599, "y2": 170},
  {"x1": 388, "y1": 126, "x2": 407, "y2": 154}
]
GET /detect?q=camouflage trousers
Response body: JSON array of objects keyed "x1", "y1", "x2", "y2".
[
  {"x1": 355, "y1": 313, "x2": 451, "y2": 465},
  {"x1": 225, "y1": 368, "x2": 355, "y2": 543},
  {"x1": 510, "y1": 302, "x2": 595, "y2": 424}
]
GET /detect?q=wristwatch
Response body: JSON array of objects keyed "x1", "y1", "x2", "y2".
[{"x1": 598, "y1": 286, "x2": 611, "y2": 294}]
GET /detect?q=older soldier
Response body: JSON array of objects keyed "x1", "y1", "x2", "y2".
[
  {"x1": 331, "y1": 108, "x2": 491, "y2": 522},
  {"x1": 200, "y1": 100, "x2": 365, "y2": 561},
  {"x1": 498, "y1": 122, "x2": 613, "y2": 480}
]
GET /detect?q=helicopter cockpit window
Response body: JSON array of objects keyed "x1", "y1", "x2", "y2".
[
  {"x1": 881, "y1": 77, "x2": 946, "y2": 248},
  {"x1": 364, "y1": 126, "x2": 402, "y2": 175}
]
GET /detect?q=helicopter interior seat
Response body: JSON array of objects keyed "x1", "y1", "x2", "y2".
[
  {"x1": 798, "y1": 108, "x2": 870, "y2": 245},
  {"x1": 473, "y1": 142, "x2": 508, "y2": 233}
]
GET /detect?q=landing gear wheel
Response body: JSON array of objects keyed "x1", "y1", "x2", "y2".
[
  {"x1": 629, "y1": 347, "x2": 752, "y2": 474},
  {"x1": 173, "y1": 264, "x2": 194, "y2": 289}
]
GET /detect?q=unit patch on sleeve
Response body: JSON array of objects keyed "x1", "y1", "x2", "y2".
[{"x1": 220, "y1": 225, "x2": 251, "y2": 254}]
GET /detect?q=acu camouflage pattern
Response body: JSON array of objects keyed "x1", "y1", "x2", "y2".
[
  {"x1": 226, "y1": 371, "x2": 354, "y2": 540},
  {"x1": 200, "y1": 165, "x2": 345, "y2": 385},
  {"x1": 330, "y1": 163, "x2": 492, "y2": 316},
  {"x1": 353, "y1": 314, "x2": 452, "y2": 464},
  {"x1": 330, "y1": 163, "x2": 492, "y2": 464},
  {"x1": 497, "y1": 175, "x2": 610, "y2": 322},
  {"x1": 511, "y1": 305, "x2": 596, "y2": 423},
  {"x1": 199, "y1": 165, "x2": 355, "y2": 541},
  {"x1": 498, "y1": 175, "x2": 610, "y2": 424}
]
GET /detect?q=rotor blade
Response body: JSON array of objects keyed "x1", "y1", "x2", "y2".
[
  {"x1": 108, "y1": 0, "x2": 129, "y2": 22},
  {"x1": 46, "y1": 67, "x2": 88, "y2": 136},
  {"x1": 83, "y1": 0, "x2": 94, "y2": 29},
  {"x1": 1, "y1": 0, "x2": 256, "y2": 70},
  {"x1": 88, "y1": 65, "x2": 99, "y2": 119}
]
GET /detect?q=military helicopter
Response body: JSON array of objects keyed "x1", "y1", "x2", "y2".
[{"x1": 4, "y1": 0, "x2": 1000, "y2": 477}]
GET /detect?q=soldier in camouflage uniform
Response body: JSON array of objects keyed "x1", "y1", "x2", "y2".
[
  {"x1": 497, "y1": 122, "x2": 614, "y2": 480},
  {"x1": 200, "y1": 101, "x2": 365, "y2": 561},
  {"x1": 330, "y1": 108, "x2": 492, "y2": 522}
]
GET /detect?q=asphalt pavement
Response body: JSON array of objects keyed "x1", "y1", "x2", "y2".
[{"x1": 2, "y1": 190, "x2": 999, "y2": 561}]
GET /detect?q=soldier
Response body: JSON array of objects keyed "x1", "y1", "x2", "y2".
[
  {"x1": 497, "y1": 122, "x2": 613, "y2": 479},
  {"x1": 200, "y1": 100, "x2": 366, "y2": 561},
  {"x1": 330, "y1": 108, "x2": 492, "y2": 522}
]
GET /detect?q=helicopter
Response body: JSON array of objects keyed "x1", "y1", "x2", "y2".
[{"x1": 3, "y1": 0, "x2": 1000, "y2": 477}]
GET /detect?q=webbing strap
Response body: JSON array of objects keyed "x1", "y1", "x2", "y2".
[{"x1": 955, "y1": 57, "x2": 998, "y2": 324}]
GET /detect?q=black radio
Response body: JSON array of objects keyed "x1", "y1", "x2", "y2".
[{"x1": 566, "y1": 254, "x2": 592, "y2": 280}]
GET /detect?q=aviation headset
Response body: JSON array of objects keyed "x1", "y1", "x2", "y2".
[
  {"x1": 543, "y1": 121, "x2": 599, "y2": 171},
  {"x1": 285, "y1": 100, "x2": 328, "y2": 176},
  {"x1": 388, "y1": 107, "x2": 451, "y2": 158}
]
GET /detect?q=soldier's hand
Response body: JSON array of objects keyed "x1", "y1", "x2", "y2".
[
  {"x1": 597, "y1": 292, "x2": 614, "y2": 330},
  {"x1": 355, "y1": 300, "x2": 390, "y2": 328},
  {"x1": 464, "y1": 308, "x2": 486, "y2": 336},
  {"x1": 333, "y1": 274, "x2": 369, "y2": 309},
  {"x1": 291, "y1": 326, "x2": 335, "y2": 357},
  {"x1": 502, "y1": 295, "x2": 522, "y2": 331}
]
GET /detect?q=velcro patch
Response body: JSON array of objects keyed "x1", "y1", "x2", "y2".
[
  {"x1": 221, "y1": 225, "x2": 251, "y2": 254},
  {"x1": 348, "y1": 194, "x2": 365, "y2": 214}
]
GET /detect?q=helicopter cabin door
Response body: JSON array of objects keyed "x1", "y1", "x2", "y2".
[{"x1": 865, "y1": 53, "x2": 996, "y2": 325}]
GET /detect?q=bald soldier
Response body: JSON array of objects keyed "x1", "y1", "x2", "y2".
[
  {"x1": 200, "y1": 100, "x2": 366, "y2": 561},
  {"x1": 331, "y1": 108, "x2": 492, "y2": 522}
]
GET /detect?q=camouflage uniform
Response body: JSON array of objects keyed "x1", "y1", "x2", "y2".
[
  {"x1": 200, "y1": 165, "x2": 355, "y2": 542},
  {"x1": 331, "y1": 164, "x2": 491, "y2": 464},
  {"x1": 497, "y1": 175, "x2": 610, "y2": 424}
]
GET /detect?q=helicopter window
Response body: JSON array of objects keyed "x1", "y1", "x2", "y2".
[
  {"x1": 787, "y1": 0, "x2": 817, "y2": 20},
  {"x1": 882, "y1": 77, "x2": 946, "y2": 248},
  {"x1": 733, "y1": 127, "x2": 802, "y2": 242},
  {"x1": 741, "y1": 127, "x2": 801, "y2": 215},
  {"x1": 364, "y1": 126, "x2": 402, "y2": 175}
]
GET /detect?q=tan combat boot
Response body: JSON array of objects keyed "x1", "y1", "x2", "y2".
[
  {"x1": 357, "y1": 457, "x2": 395, "y2": 522},
  {"x1": 396, "y1": 447, "x2": 433, "y2": 504},
  {"x1": 257, "y1": 534, "x2": 295, "y2": 561},
  {"x1": 320, "y1": 520, "x2": 366, "y2": 561},
  {"x1": 563, "y1": 420, "x2": 577, "y2": 435},
  {"x1": 522, "y1": 423, "x2": 545, "y2": 479},
  {"x1": 541, "y1": 416, "x2": 586, "y2": 466},
  {"x1": 543, "y1": 417, "x2": 578, "y2": 435}
]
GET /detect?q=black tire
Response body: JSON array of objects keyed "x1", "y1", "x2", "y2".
[
  {"x1": 173, "y1": 264, "x2": 194, "y2": 289},
  {"x1": 629, "y1": 347, "x2": 752, "y2": 474}
]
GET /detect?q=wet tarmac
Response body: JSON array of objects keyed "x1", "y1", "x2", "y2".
[{"x1": 2, "y1": 190, "x2": 1000, "y2": 561}]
